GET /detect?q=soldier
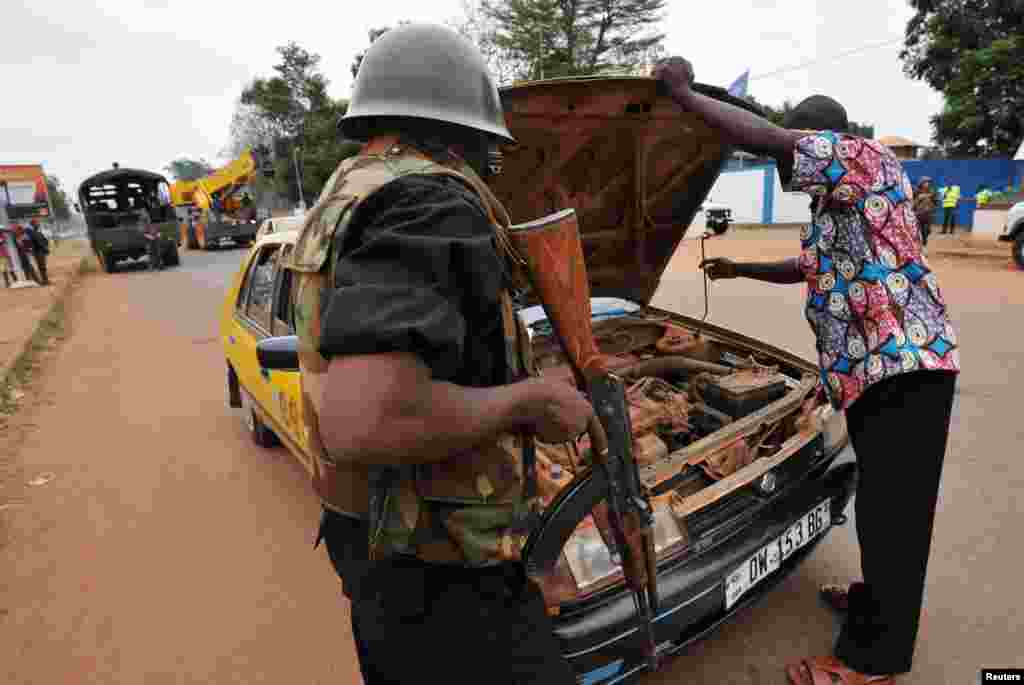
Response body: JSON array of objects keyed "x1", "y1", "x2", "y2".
[{"x1": 284, "y1": 23, "x2": 593, "y2": 684}]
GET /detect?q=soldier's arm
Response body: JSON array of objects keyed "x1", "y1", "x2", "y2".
[
  {"x1": 316, "y1": 174, "x2": 590, "y2": 465},
  {"x1": 320, "y1": 352, "x2": 566, "y2": 465}
]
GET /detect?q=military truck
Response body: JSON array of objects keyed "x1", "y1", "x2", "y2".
[{"x1": 77, "y1": 165, "x2": 181, "y2": 273}]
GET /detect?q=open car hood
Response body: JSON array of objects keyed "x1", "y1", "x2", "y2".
[{"x1": 491, "y1": 76, "x2": 762, "y2": 306}]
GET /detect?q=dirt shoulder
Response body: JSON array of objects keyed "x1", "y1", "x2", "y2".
[{"x1": 0, "y1": 240, "x2": 94, "y2": 543}]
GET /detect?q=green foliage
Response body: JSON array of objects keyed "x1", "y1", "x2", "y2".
[
  {"x1": 901, "y1": 0, "x2": 1024, "y2": 156},
  {"x1": 228, "y1": 42, "x2": 362, "y2": 206},
  {"x1": 163, "y1": 158, "x2": 215, "y2": 182},
  {"x1": 456, "y1": 0, "x2": 666, "y2": 84},
  {"x1": 743, "y1": 96, "x2": 875, "y2": 139},
  {"x1": 44, "y1": 175, "x2": 71, "y2": 221}
]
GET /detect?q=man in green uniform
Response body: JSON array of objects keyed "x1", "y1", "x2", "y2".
[{"x1": 284, "y1": 23, "x2": 593, "y2": 684}]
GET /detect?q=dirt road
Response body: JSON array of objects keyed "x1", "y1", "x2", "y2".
[{"x1": 2, "y1": 234, "x2": 1021, "y2": 684}]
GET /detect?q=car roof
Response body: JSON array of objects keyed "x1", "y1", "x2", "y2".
[{"x1": 253, "y1": 227, "x2": 299, "y2": 249}]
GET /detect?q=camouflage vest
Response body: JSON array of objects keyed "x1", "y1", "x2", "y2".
[{"x1": 286, "y1": 136, "x2": 539, "y2": 567}]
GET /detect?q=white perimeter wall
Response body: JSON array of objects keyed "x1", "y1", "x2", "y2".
[
  {"x1": 701, "y1": 168, "x2": 764, "y2": 224},
  {"x1": 771, "y1": 171, "x2": 812, "y2": 224},
  {"x1": 697, "y1": 164, "x2": 813, "y2": 225}
]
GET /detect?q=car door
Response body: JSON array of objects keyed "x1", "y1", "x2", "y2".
[
  {"x1": 264, "y1": 244, "x2": 314, "y2": 472},
  {"x1": 230, "y1": 243, "x2": 282, "y2": 422},
  {"x1": 224, "y1": 246, "x2": 261, "y2": 397}
]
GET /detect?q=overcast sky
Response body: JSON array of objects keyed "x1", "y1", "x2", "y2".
[{"x1": 3, "y1": 0, "x2": 944, "y2": 199}]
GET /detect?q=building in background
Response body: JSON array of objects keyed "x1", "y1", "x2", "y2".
[
  {"x1": 0, "y1": 164, "x2": 52, "y2": 223},
  {"x1": 877, "y1": 135, "x2": 925, "y2": 160}
]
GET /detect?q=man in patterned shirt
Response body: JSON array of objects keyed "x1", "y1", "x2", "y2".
[{"x1": 655, "y1": 58, "x2": 959, "y2": 685}]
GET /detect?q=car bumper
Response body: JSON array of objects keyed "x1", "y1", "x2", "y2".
[
  {"x1": 556, "y1": 452, "x2": 857, "y2": 685},
  {"x1": 207, "y1": 222, "x2": 258, "y2": 241}
]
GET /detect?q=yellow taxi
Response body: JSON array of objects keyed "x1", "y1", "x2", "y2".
[{"x1": 220, "y1": 228, "x2": 315, "y2": 475}]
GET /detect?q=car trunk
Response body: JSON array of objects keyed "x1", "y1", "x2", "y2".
[{"x1": 489, "y1": 77, "x2": 843, "y2": 614}]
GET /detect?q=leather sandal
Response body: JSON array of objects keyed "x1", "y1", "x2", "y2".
[
  {"x1": 819, "y1": 583, "x2": 850, "y2": 613},
  {"x1": 786, "y1": 656, "x2": 895, "y2": 685}
]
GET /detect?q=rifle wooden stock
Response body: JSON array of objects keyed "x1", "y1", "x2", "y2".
[
  {"x1": 508, "y1": 209, "x2": 650, "y2": 588},
  {"x1": 506, "y1": 209, "x2": 605, "y2": 383}
]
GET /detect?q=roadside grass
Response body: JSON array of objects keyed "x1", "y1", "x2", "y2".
[
  {"x1": 0, "y1": 253, "x2": 91, "y2": 415},
  {"x1": 0, "y1": 297, "x2": 67, "y2": 415}
]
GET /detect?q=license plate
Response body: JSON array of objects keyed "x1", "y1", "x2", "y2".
[{"x1": 724, "y1": 499, "x2": 831, "y2": 610}]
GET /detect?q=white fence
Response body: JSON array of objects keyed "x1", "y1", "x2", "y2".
[{"x1": 703, "y1": 163, "x2": 812, "y2": 225}]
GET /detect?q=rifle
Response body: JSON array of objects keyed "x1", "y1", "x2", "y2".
[{"x1": 507, "y1": 208, "x2": 662, "y2": 670}]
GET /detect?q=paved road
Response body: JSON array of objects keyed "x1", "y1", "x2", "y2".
[{"x1": 2, "y1": 235, "x2": 1020, "y2": 684}]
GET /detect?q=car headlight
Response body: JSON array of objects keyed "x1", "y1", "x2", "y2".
[{"x1": 561, "y1": 505, "x2": 686, "y2": 592}]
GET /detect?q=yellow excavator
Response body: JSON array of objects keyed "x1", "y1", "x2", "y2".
[{"x1": 170, "y1": 150, "x2": 263, "y2": 250}]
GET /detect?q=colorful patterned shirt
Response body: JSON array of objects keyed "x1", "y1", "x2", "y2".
[{"x1": 790, "y1": 132, "x2": 960, "y2": 410}]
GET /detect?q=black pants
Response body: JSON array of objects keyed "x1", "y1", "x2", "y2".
[
  {"x1": 835, "y1": 370, "x2": 956, "y2": 675},
  {"x1": 148, "y1": 239, "x2": 164, "y2": 270},
  {"x1": 916, "y1": 215, "x2": 931, "y2": 246},
  {"x1": 33, "y1": 252, "x2": 49, "y2": 284},
  {"x1": 941, "y1": 207, "x2": 956, "y2": 233},
  {"x1": 323, "y1": 510, "x2": 575, "y2": 685},
  {"x1": 319, "y1": 510, "x2": 384, "y2": 685},
  {"x1": 18, "y1": 248, "x2": 40, "y2": 283}
]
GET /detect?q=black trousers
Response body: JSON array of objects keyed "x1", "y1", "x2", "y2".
[
  {"x1": 18, "y1": 248, "x2": 40, "y2": 283},
  {"x1": 941, "y1": 207, "x2": 956, "y2": 233},
  {"x1": 322, "y1": 509, "x2": 575, "y2": 685},
  {"x1": 33, "y1": 252, "x2": 49, "y2": 284},
  {"x1": 835, "y1": 370, "x2": 956, "y2": 675},
  {"x1": 915, "y1": 215, "x2": 931, "y2": 246},
  {"x1": 319, "y1": 510, "x2": 384, "y2": 685}
]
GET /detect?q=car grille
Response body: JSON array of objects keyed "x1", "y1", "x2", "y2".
[{"x1": 670, "y1": 437, "x2": 826, "y2": 560}]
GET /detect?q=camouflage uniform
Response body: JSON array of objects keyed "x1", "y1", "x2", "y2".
[{"x1": 286, "y1": 135, "x2": 540, "y2": 568}]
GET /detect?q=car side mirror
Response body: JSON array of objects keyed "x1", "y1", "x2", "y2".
[{"x1": 257, "y1": 335, "x2": 299, "y2": 371}]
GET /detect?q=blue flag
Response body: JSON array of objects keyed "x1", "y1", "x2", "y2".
[{"x1": 728, "y1": 69, "x2": 750, "y2": 98}]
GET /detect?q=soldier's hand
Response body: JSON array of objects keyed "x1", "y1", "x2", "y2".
[
  {"x1": 523, "y1": 378, "x2": 594, "y2": 444},
  {"x1": 652, "y1": 57, "x2": 695, "y2": 99},
  {"x1": 699, "y1": 257, "x2": 740, "y2": 280}
]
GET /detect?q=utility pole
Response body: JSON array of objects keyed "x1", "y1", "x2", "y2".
[{"x1": 292, "y1": 145, "x2": 307, "y2": 213}]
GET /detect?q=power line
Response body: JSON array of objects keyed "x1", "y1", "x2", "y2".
[{"x1": 749, "y1": 36, "x2": 904, "y2": 81}]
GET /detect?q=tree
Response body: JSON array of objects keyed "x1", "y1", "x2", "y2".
[
  {"x1": 744, "y1": 96, "x2": 875, "y2": 139},
  {"x1": 226, "y1": 42, "x2": 363, "y2": 207},
  {"x1": 456, "y1": 0, "x2": 666, "y2": 84},
  {"x1": 45, "y1": 175, "x2": 71, "y2": 221},
  {"x1": 163, "y1": 158, "x2": 215, "y2": 182},
  {"x1": 901, "y1": 0, "x2": 1024, "y2": 157}
]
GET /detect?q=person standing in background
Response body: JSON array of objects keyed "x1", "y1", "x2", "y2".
[
  {"x1": 913, "y1": 178, "x2": 938, "y2": 249},
  {"x1": 975, "y1": 185, "x2": 993, "y2": 209},
  {"x1": 940, "y1": 182, "x2": 960, "y2": 234},
  {"x1": 12, "y1": 224, "x2": 41, "y2": 284},
  {"x1": 140, "y1": 205, "x2": 163, "y2": 271},
  {"x1": 0, "y1": 227, "x2": 16, "y2": 287},
  {"x1": 26, "y1": 218, "x2": 51, "y2": 285}
]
